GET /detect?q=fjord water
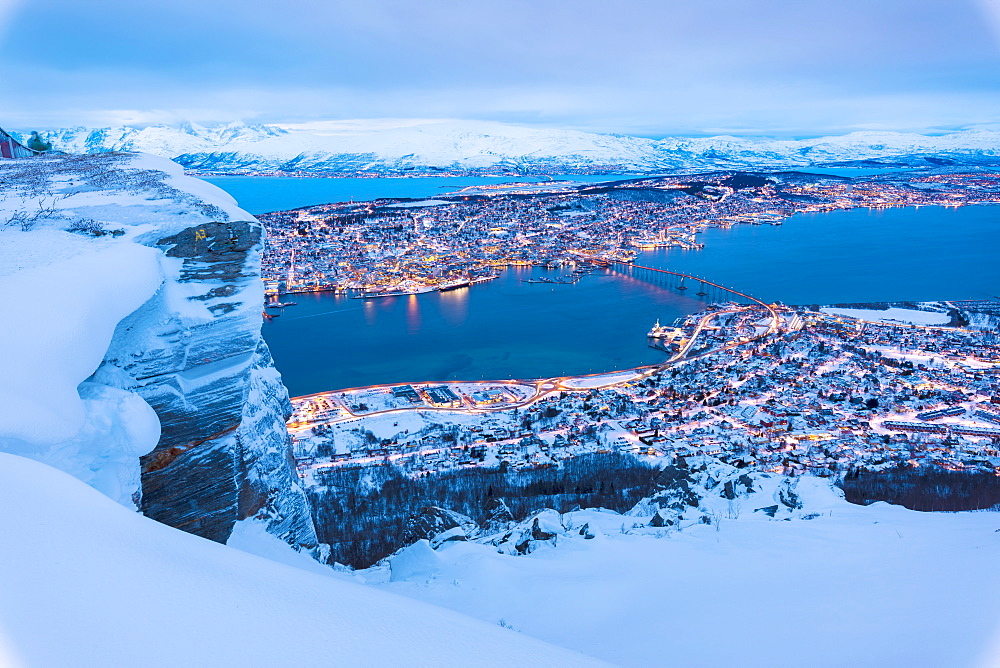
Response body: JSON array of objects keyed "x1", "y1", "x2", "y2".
[
  {"x1": 203, "y1": 174, "x2": 633, "y2": 215},
  {"x1": 206, "y1": 177, "x2": 999, "y2": 395},
  {"x1": 643, "y1": 205, "x2": 1000, "y2": 306}
]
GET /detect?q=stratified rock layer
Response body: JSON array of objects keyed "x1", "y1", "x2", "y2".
[{"x1": 0, "y1": 152, "x2": 320, "y2": 554}]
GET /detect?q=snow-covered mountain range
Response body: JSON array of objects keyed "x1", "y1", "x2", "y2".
[{"x1": 16, "y1": 120, "x2": 1000, "y2": 174}]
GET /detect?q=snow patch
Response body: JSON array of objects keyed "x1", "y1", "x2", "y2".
[
  {"x1": 390, "y1": 540, "x2": 444, "y2": 581},
  {"x1": 227, "y1": 518, "x2": 337, "y2": 578},
  {"x1": 0, "y1": 238, "x2": 162, "y2": 445},
  {"x1": 821, "y1": 306, "x2": 951, "y2": 325}
]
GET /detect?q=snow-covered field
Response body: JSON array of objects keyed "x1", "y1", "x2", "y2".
[
  {"x1": 0, "y1": 452, "x2": 601, "y2": 667},
  {"x1": 368, "y1": 487, "x2": 1000, "y2": 667},
  {"x1": 821, "y1": 307, "x2": 951, "y2": 326}
]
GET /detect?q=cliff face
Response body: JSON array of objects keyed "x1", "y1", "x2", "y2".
[{"x1": 0, "y1": 152, "x2": 321, "y2": 555}]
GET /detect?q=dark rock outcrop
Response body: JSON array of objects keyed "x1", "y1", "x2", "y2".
[
  {"x1": 404, "y1": 506, "x2": 478, "y2": 548},
  {"x1": 77, "y1": 155, "x2": 321, "y2": 553},
  {"x1": 481, "y1": 497, "x2": 516, "y2": 535},
  {"x1": 495, "y1": 509, "x2": 566, "y2": 555}
]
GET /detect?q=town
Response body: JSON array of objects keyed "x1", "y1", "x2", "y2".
[
  {"x1": 287, "y1": 300, "x2": 1000, "y2": 489},
  {"x1": 258, "y1": 169, "x2": 1000, "y2": 298}
]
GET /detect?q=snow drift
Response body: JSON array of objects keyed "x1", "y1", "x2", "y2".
[
  {"x1": 0, "y1": 452, "x2": 600, "y2": 667},
  {"x1": 369, "y1": 471, "x2": 1000, "y2": 667},
  {"x1": 0, "y1": 152, "x2": 319, "y2": 552}
]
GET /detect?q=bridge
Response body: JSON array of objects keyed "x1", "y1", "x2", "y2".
[
  {"x1": 609, "y1": 261, "x2": 773, "y2": 311},
  {"x1": 0, "y1": 127, "x2": 42, "y2": 159}
]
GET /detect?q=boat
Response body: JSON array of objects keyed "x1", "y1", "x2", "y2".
[
  {"x1": 648, "y1": 319, "x2": 670, "y2": 338},
  {"x1": 266, "y1": 301, "x2": 298, "y2": 308}
]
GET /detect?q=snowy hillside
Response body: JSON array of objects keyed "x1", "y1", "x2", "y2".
[
  {"x1": 367, "y1": 472, "x2": 1000, "y2": 667},
  {"x1": 17, "y1": 120, "x2": 1000, "y2": 174},
  {"x1": 0, "y1": 452, "x2": 599, "y2": 667}
]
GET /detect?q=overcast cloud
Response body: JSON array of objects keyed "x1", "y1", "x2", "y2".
[{"x1": 2, "y1": 0, "x2": 1000, "y2": 135}]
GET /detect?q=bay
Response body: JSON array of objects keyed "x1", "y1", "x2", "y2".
[
  {"x1": 204, "y1": 176, "x2": 999, "y2": 395},
  {"x1": 639, "y1": 205, "x2": 1000, "y2": 305},
  {"x1": 261, "y1": 266, "x2": 704, "y2": 396}
]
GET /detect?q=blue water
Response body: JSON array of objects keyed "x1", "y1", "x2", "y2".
[
  {"x1": 204, "y1": 174, "x2": 636, "y2": 214},
  {"x1": 204, "y1": 176, "x2": 999, "y2": 394},
  {"x1": 263, "y1": 266, "x2": 704, "y2": 395},
  {"x1": 640, "y1": 205, "x2": 1000, "y2": 305}
]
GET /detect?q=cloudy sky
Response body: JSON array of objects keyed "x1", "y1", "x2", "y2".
[{"x1": 2, "y1": 0, "x2": 1000, "y2": 136}]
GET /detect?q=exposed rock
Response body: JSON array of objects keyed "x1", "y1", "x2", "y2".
[
  {"x1": 755, "y1": 504, "x2": 780, "y2": 518},
  {"x1": 649, "y1": 509, "x2": 676, "y2": 528},
  {"x1": 777, "y1": 478, "x2": 803, "y2": 510},
  {"x1": 630, "y1": 466, "x2": 701, "y2": 517},
  {"x1": 496, "y1": 509, "x2": 566, "y2": 555},
  {"x1": 404, "y1": 506, "x2": 478, "y2": 547},
  {"x1": 481, "y1": 497, "x2": 516, "y2": 535},
  {"x1": 0, "y1": 153, "x2": 321, "y2": 556}
]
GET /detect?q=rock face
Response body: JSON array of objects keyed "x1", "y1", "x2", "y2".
[
  {"x1": 481, "y1": 498, "x2": 516, "y2": 536},
  {"x1": 404, "y1": 506, "x2": 478, "y2": 548},
  {"x1": 0, "y1": 152, "x2": 321, "y2": 555}
]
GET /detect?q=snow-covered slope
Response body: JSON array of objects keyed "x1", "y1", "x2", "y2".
[
  {"x1": 0, "y1": 452, "x2": 599, "y2": 667},
  {"x1": 0, "y1": 152, "x2": 319, "y2": 554},
  {"x1": 18, "y1": 120, "x2": 1000, "y2": 174},
  {"x1": 369, "y1": 473, "x2": 1000, "y2": 667}
]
